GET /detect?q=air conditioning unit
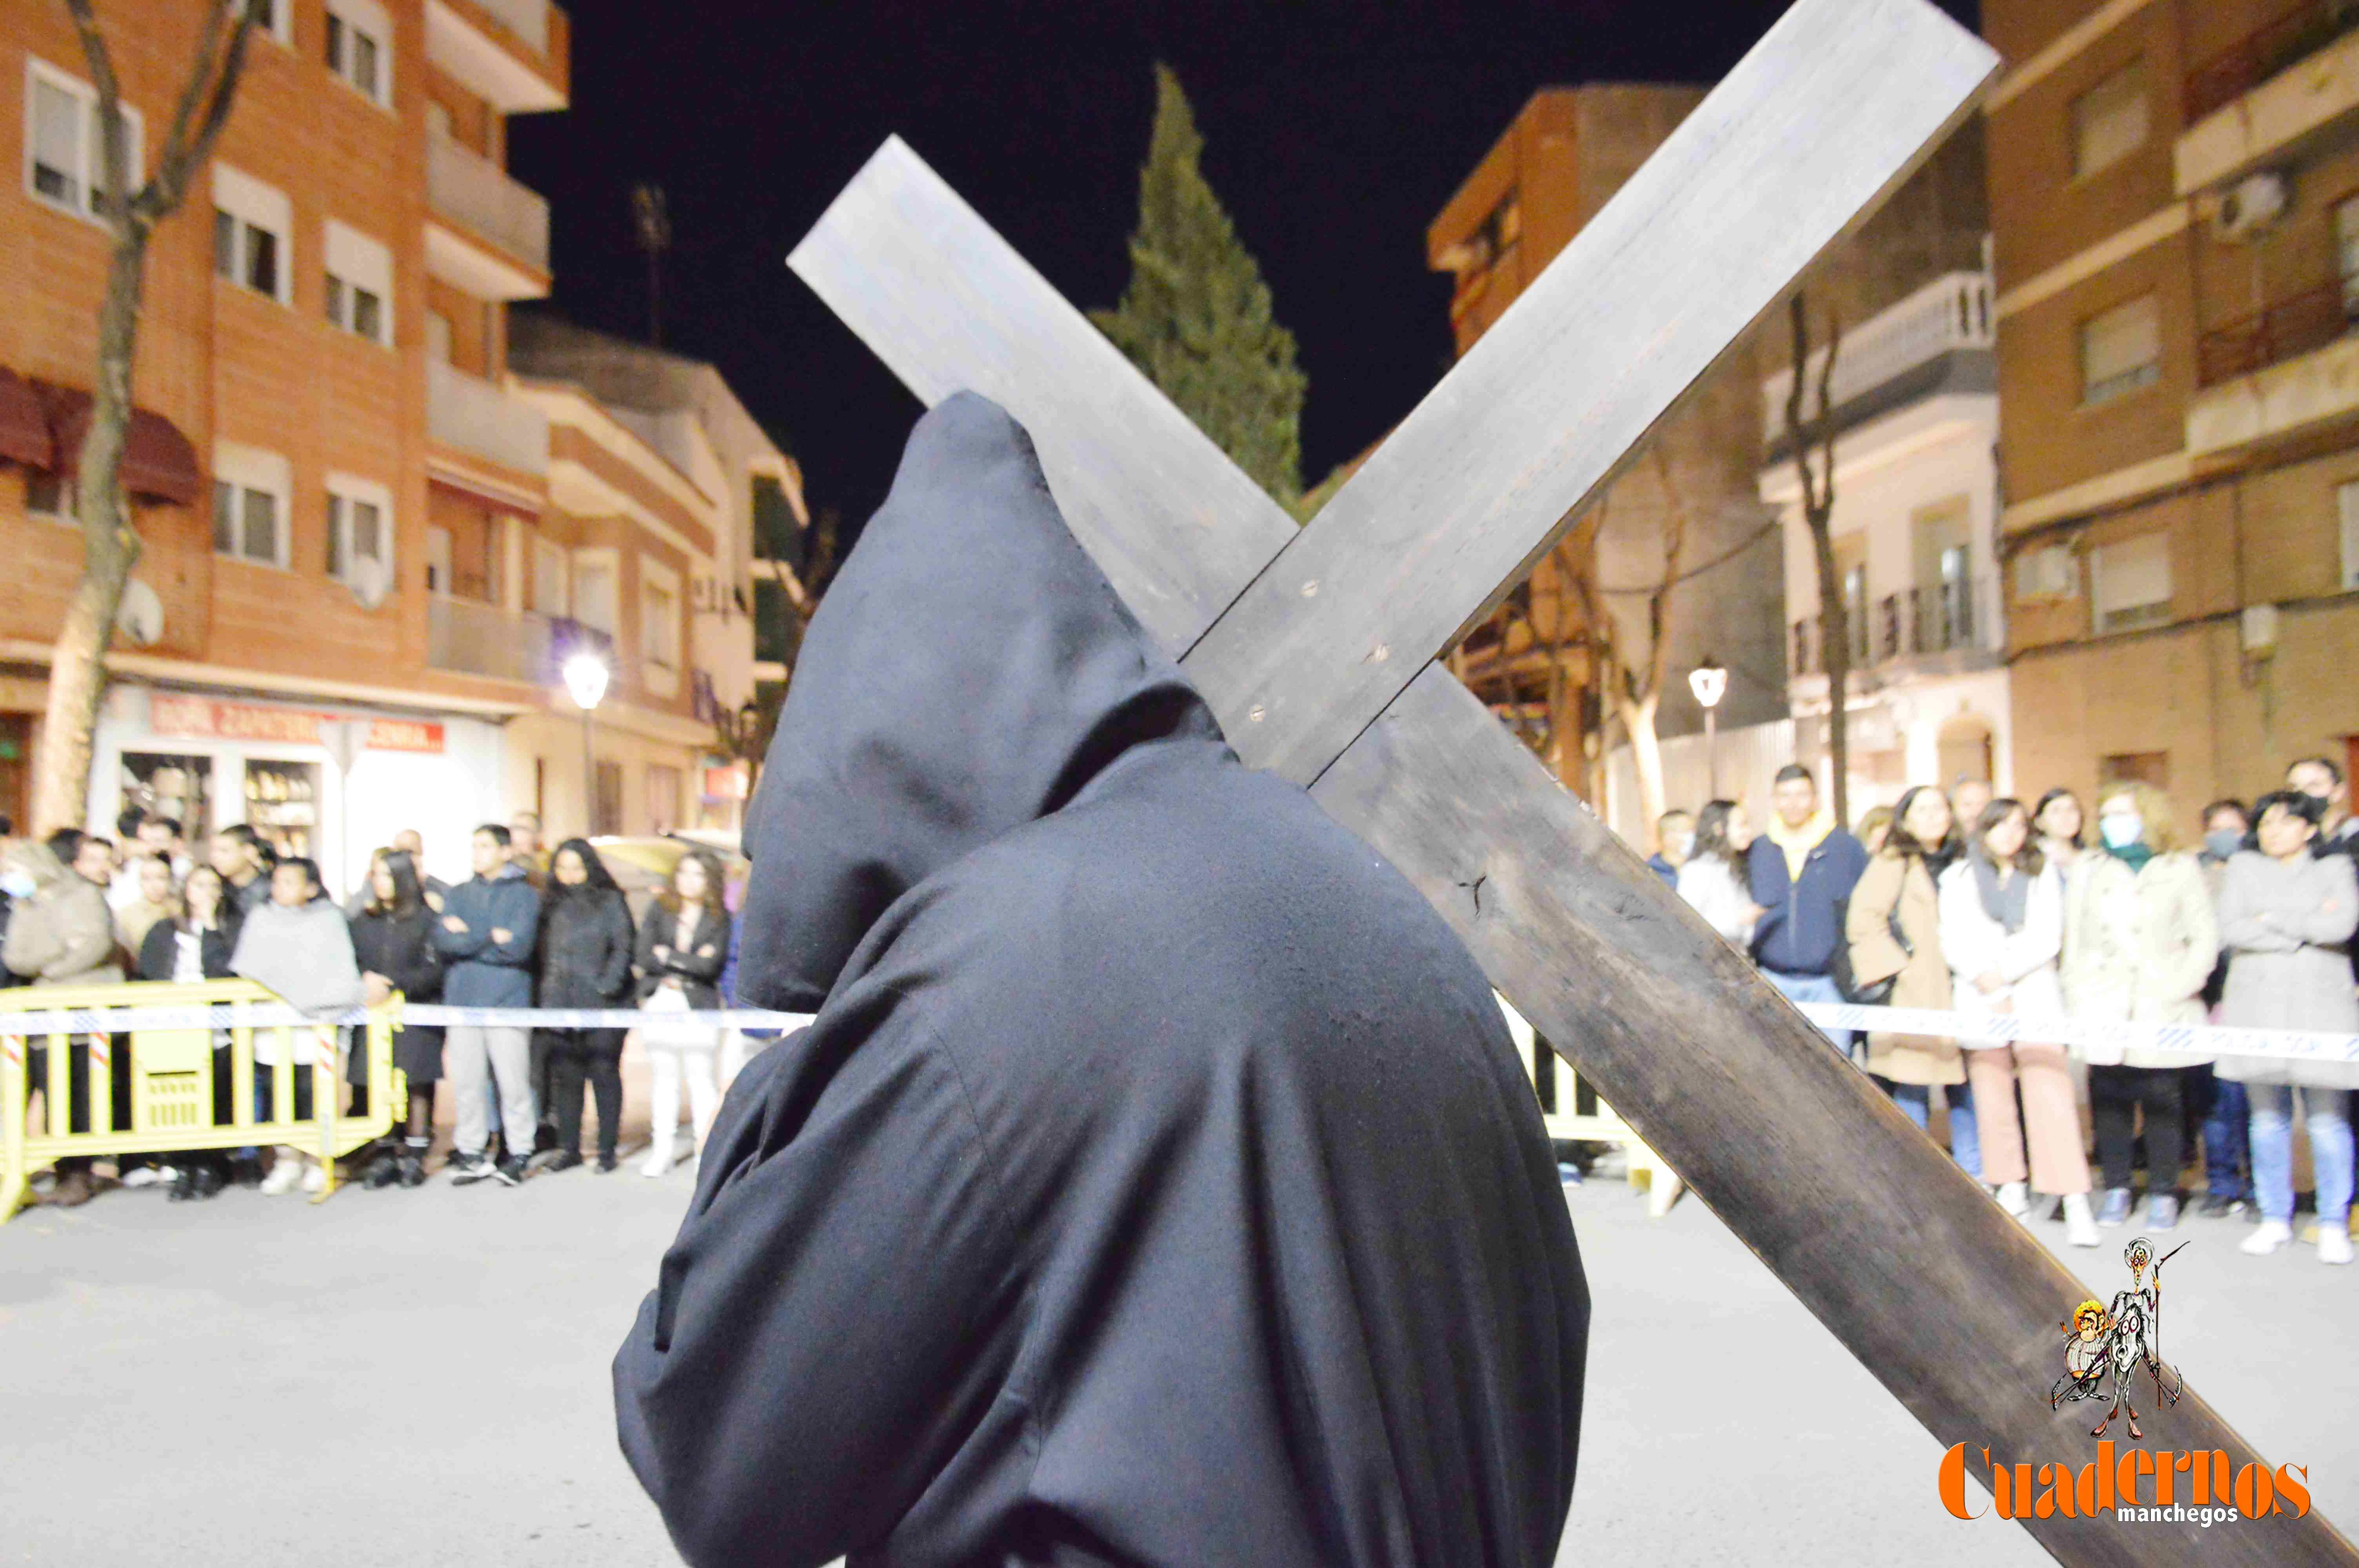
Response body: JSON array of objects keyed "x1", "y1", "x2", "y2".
[
  {"x1": 2213, "y1": 172, "x2": 2292, "y2": 243},
  {"x1": 2016, "y1": 544, "x2": 2078, "y2": 602}
]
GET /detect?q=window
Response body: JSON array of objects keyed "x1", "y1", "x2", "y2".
[
  {"x1": 325, "y1": 475, "x2": 392, "y2": 588},
  {"x1": 212, "y1": 163, "x2": 291, "y2": 305},
  {"x1": 24, "y1": 58, "x2": 143, "y2": 220},
  {"x1": 2091, "y1": 532, "x2": 2172, "y2": 633},
  {"x1": 531, "y1": 538, "x2": 569, "y2": 617},
  {"x1": 647, "y1": 765, "x2": 683, "y2": 836},
  {"x1": 2015, "y1": 543, "x2": 2078, "y2": 601},
  {"x1": 210, "y1": 441, "x2": 290, "y2": 568},
  {"x1": 325, "y1": 0, "x2": 391, "y2": 105},
  {"x1": 2338, "y1": 198, "x2": 2359, "y2": 321},
  {"x1": 592, "y1": 760, "x2": 623, "y2": 837},
  {"x1": 323, "y1": 220, "x2": 393, "y2": 345},
  {"x1": 2339, "y1": 482, "x2": 2359, "y2": 591},
  {"x1": 753, "y1": 577, "x2": 792, "y2": 664},
  {"x1": 2071, "y1": 60, "x2": 2147, "y2": 178},
  {"x1": 2079, "y1": 294, "x2": 2161, "y2": 405},
  {"x1": 425, "y1": 310, "x2": 453, "y2": 363},
  {"x1": 25, "y1": 474, "x2": 76, "y2": 523},
  {"x1": 642, "y1": 579, "x2": 680, "y2": 672},
  {"x1": 246, "y1": 0, "x2": 292, "y2": 45},
  {"x1": 573, "y1": 554, "x2": 618, "y2": 637}
]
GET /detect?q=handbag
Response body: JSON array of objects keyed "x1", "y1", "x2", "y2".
[{"x1": 1833, "y1": 893, "x2": 1914, "y2": 1008}]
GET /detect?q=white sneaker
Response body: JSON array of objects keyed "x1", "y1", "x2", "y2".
[
  {"x1": 2241, "y1": 1220, "x2": 2293, "y2": 1256},
  {"x1": 2323, "y1": 1227, "x2": 2355, "y2": 1266},
  {"x1": 1996, "y1": 1181, "x2": 2030, "y2": 1218},
  {"x1": 2062, "y1": 1192, "x2": 2101, "y2": 1249},
  {"x1": 120, "y1": 1165, "x2": 164, "y2": 1189},
  {"x1": 300, "y1": 1161, "x2": 327, "y2": 1195},
  {"x1": 639, "y1": 1145, "x2": 674, "y2": 1179},
  {"x1": 259, "y1": 1156, "x2": 304, "y2": 1196}
]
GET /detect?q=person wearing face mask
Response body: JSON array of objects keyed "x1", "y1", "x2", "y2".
[
  {"x1": 2061, "y1": 782, "x2": 2218, "y2": 1231},
  {"x1": 2214, "y1": 791, "x2": 2359, "y2": 1264},
  {"x1": 1647, "y1": 809, "x2": 1694, "y2": 891},
  {"x1": 2191, "y1": 799, "x2": 2255, "y2": 1218}
]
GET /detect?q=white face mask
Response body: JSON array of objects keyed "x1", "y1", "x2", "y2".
[
  {"x1": 2099, "y1": 813, "x2": 2144, "y2": 850},
  {"x1": 1664, "y1": 831, "x2": 1695, "y2": 860}
]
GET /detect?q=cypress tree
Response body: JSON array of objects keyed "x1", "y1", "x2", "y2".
[{"x1": 1092, "y1": 65, "x2": 1308, "y2": 506}]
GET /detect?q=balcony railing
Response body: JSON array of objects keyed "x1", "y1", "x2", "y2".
[
  {"x1": 1762, "y1": 270, "x2": 1993, "y2": 436},
  {"x1": 427, "y1": 600, "x2": 611, "y2": 685},
  {"x1": 2186, "y1": 0, "x2": 2359, "y2": 123},
  {"x1": 2196, "y1": 283, "x2": 2352, "y2": 387},
  {"x1": 427, "y1": 359, "x2": 549, "y2": 475},
  {"x1": 1793, "y1": 576, "x2": 1997, "y2": 675},
  {"x1": 426, "y1": 131, "x2": 549, "y2": 275}
]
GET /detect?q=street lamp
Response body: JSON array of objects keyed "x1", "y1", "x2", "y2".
[
  {"x1": 563, "y1": 651, "x2": 609, "y2": 834},
  {"x1": 1688, "y1": 655, "x2": 1728, "y2": 800}
]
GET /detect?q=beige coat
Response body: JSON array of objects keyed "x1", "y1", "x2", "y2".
[
  {"x1": 1847, "y1": 850, "x2": 1961, "y2": 1085},
  {"x1": 2, "y1": 842, "x2": 125, "y2": 988},
  {"x1": 2059, "y1": 849, "x2": 2216, "y2": 1066},
  {"x1": 2213, "y1": 851, "x2": 2359, "y2": 1089}
]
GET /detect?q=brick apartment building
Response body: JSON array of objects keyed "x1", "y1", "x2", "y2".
[
  {"x1": 0, "y1": 0, "x2": 801, "y2": 893},
  {"x1": 1426, "y1": 86, "x2": 1786, "y2": 824},
  {"x1": 1985, "y1": 0, "x2": 2359, "y2": 809}
]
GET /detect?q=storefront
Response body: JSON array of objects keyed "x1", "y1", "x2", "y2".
[{"x1": 89, "y1": 686, "x2": 505, "y2": 898}]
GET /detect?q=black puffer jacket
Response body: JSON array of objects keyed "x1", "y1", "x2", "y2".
[
  {"x1": 537, "y1": 884, "x2": 636, "y2": 1009},
  {"x1": 137, "y1": 915, "x2": 242, "y2": 982},
  {"x1": 632, "y1": 902, "x2": 729, "y2": 1009}
]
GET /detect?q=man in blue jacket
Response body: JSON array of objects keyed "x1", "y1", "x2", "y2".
[
  {"x1": 434, "y1": 822, "x2": 541, "y2": 1186},
  {"x1": 1746, "y1": 764, "x2": 1868, "y2": 1056}
]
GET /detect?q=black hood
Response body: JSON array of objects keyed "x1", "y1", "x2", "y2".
[{"x1": 736, "y1": 392, "x2": 1224, "y2": 1011}]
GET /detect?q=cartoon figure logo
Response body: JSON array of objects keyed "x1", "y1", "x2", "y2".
[{"x1": 2050, "y1": 1237, "x2": 2186, "y2": 1440}]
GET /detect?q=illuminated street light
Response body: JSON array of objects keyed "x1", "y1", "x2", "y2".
[
  {"x1": 1688, "y1": 655, "x2": 1728, "y2": 799},
  {"x1": 563, "y1": 650, "x2": 610, "y2": 831}
]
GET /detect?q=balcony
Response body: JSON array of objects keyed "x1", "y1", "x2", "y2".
[
  {"x1": 2179, "y1": 2, "x2": 2359, "y2": 195},
  {"x1": 2188, "y1": 287, "x2": 2359, "y2": 459},
  {"x1": 428, "y1": 599, "x2": 611, "y2": 686},
  {"x1": 1790, "y1": 577, "x2": 1999, "y2": 679},
  {"x1": 1761, "y1": 271, "x2": 1994, "y2": 453},
  {"x1": 425, "y1": 0, "x2": 568, "y2": 114},
  {"x1": 425, "y1": 132, "x2": 550, "y2": 301},
  {"x1": 428, "y1": 360, "x2": 549, "y2": 478}
]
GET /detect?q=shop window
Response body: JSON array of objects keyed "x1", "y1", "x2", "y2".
[
  {"x1": 213, "y1": 162, "x2": 291, "y2": 305},
  {"x1": 244, "y1": 758, "x2": 320, "y2": 862},
  {"x1": 2079, "y1": 294, "x2": 2160, "y2": 406},
  {"x1": 212, "y1": 440, "x2": 290, "y2": 568},
  {"x1": 2070, "y1": 60, "x2": 2147, "y2": 179},
  {"x1": 2091, "y1": 532, "x2": 2171, "y2": 633},
  {"x1": 323, "y1": 220, "x2": 392, "y2": 346},
  {"x1": 118, "y1": 753, "x2": 215, "y2": 849},
  {"x1": 25, "y1": 56, "x2": 144, "y2": 221},
  {"x1": 325, "y1": 0, "x2": 391, "y2": 106},
  {"x1": 325, "y1": 478, "x2": 391, "y2": 588}
]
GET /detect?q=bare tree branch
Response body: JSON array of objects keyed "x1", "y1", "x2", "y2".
[{"x1": 136, "y1": 0, "x2": 254, "y2": 221}]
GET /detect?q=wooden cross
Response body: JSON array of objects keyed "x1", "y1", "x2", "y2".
[{"x1": 786, "y1": 1, "x2": 2351, "y2": 1561}]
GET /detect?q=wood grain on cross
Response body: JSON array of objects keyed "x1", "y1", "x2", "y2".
[{"x1": 787, "y1": 0, "x2": 2355, "y2": 1562}]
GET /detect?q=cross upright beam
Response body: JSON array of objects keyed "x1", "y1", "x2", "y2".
[{"x1": 787, "y1": 1, "x2": 2358, "y2": 1561}]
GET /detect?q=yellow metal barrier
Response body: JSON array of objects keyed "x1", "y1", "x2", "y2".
[
  {"x1": 1500, "y1": 993, "x2": 1684, "y2": 1216},
  {"x1": 0, "y1": 979, "x2": 403, "y2": 1220}
]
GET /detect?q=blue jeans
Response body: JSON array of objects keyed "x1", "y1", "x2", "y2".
[
  {"x1": 1764, "y1": 969, "x2": 1852, "y2": 1056},
  {"x1": 1877, "y1": 1079, "x2": 1981, "y2": 1176},
  {"x1": 2249, "y1": 1083, "x2": 2353, "y2": 1227},
  {"x1": 2197, "y1": 1071, "x2": 2252, "y2": 1200}
]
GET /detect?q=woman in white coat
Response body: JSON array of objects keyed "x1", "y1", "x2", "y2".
[
  {"x1": 2060, "y1": 781, "x2": 2219, "y2": 1233},
  {"x1": 1677, "y1": 800, "x2": 1760, "y2": 949},
  {"x1": 1939, "y1": 797, "x2": 2099, "y2": 1247},
  {"x1": 2215, "y1": 791, "x2": 2359, "y2": 1264}
]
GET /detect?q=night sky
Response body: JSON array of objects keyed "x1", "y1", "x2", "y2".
[{"x1": 510, "y1": 0, "x2": 1979, "y2": 534}]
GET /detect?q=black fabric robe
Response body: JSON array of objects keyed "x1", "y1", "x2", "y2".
[{"x1": 614, "y1": 392, "x2": 1587, "y2": 1568}]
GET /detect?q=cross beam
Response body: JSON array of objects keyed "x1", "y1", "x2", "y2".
[{"x1": 788, "y1": 2, "x2": 2355, "y2": 1561}]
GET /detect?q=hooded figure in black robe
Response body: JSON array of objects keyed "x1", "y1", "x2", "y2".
[{"x1": 614, "y1": 392, "x2": 1587, "y2": 1568}]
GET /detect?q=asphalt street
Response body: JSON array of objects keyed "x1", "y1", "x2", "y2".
[{"x1": 4, "y1": 1059, "x2": 2352, "y2": 1565}]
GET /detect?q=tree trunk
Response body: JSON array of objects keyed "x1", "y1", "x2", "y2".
[
  {"x1": 31, "y1": 232, "x2": 150, "y2": 835},
  {"x1": 1811, "y1": 516, "x2": 1849, "y2": 829},
  {"x1": 1619, "y1": 688, "x2": 1666, "y2": 833}
]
